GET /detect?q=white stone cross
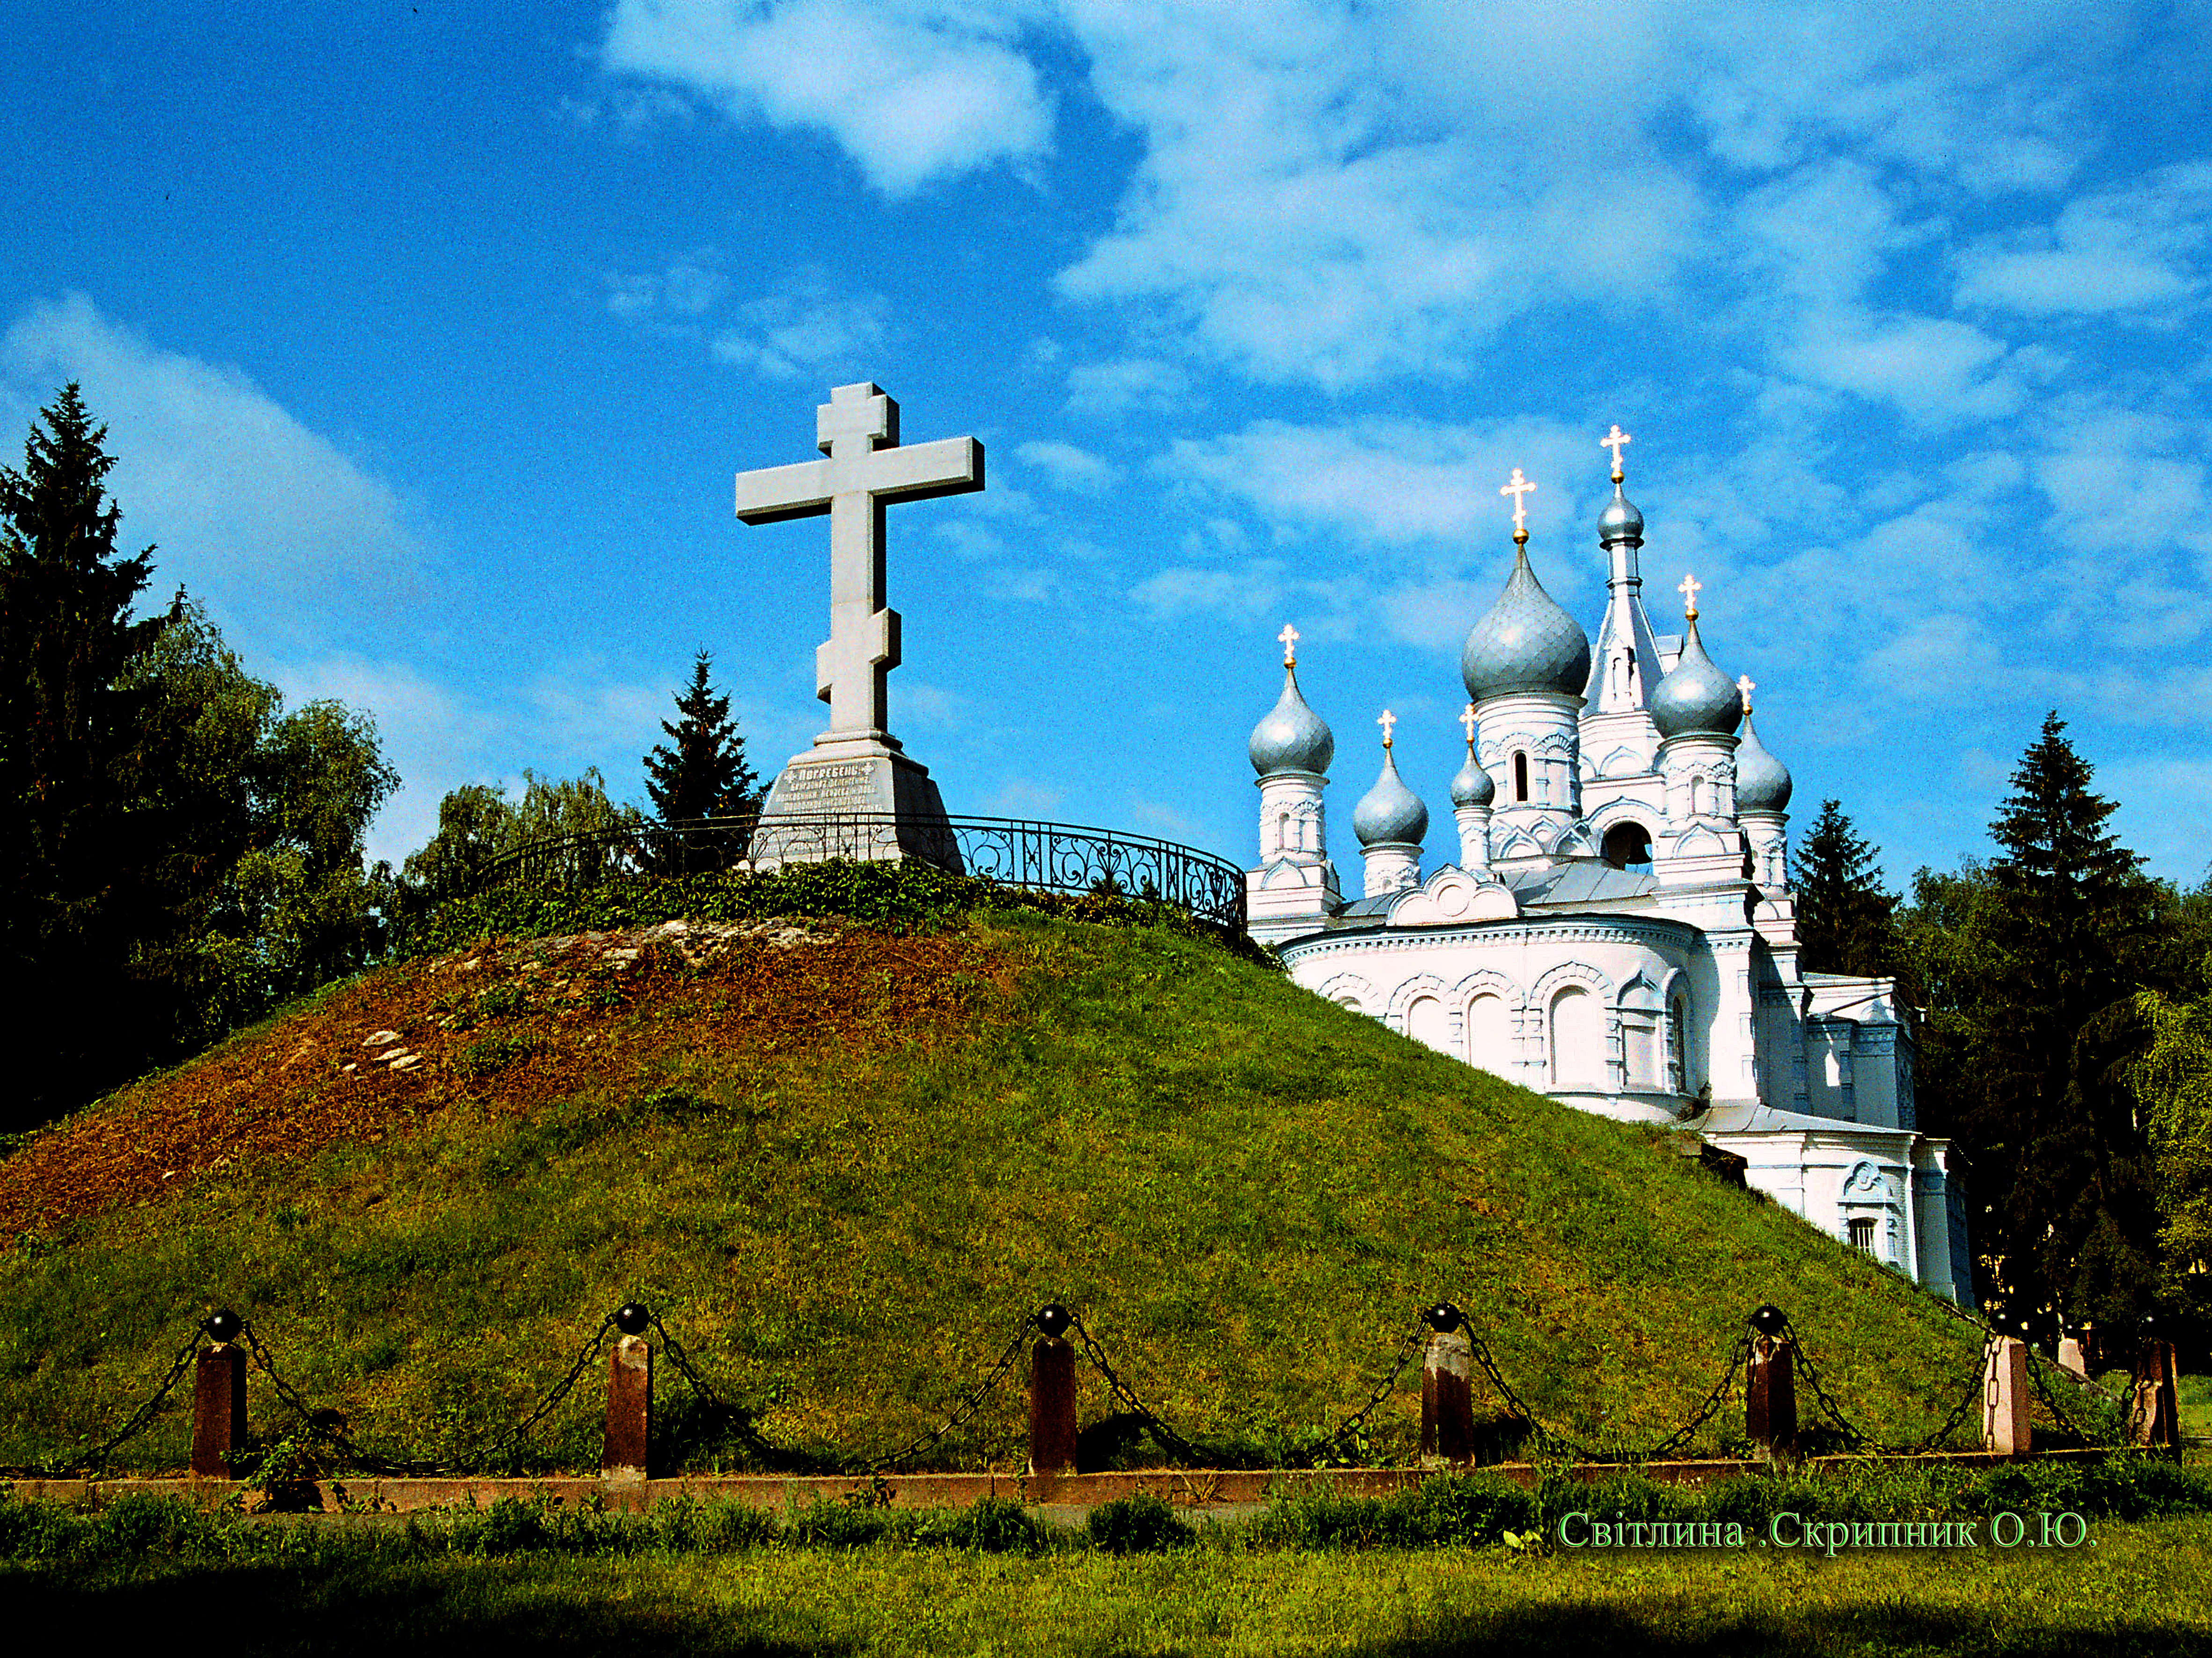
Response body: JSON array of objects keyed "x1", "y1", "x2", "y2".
[
  {"x1": 1279, "y1": 622, "x2": 1300, "y2": 666},
  {"x1": 1500, "y1": 467, "x2": 1537, "y2": 534},
  {"x1": 1378, "y1": 708, "x2": 1397, "y2": 748},
  {"x1": 1460, "y1": 701, "x2": 1477, "y2": 745},
  {"x1": 1678, "y1": 571, "x2": 1701, "y2": 619},
  {"x1": 733, "y1": 382, "x2": 983, "y2": 746},
  {"x1": 1601, "y1": 424, "x2": 1633, "y2": 473},
  {"x1": 1737, "y1": 673, "x2": 1755, "y2": 712}
]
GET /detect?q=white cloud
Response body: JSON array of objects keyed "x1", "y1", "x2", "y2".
[
  {"x1": 601, "y1": 0, "x2": 1055, "y2": 195},
  {"x1": 606, "y1": 252, "x2": 731, "y2": 321},
  {"x1": 0, "y1": 294, "x2": 426, "y2": 634},
  {"x1": 1015, "y1": 438, "x2": 1117, "y2": 491},
  {"x1": 2102, "y1": 754, "x2": 2212, "y2": 885},
  {"x1": 1957, "y1": 161, "x2": 2212, "y2": 317},
  {"x1": 1164, "y1": 416, "x2": 1592, "y2": 552},
  {"x1": 1064, "y1": 356, "x2": 1190, "y2": 414},
  {"x1": 986, "y1": 777, "x2": 1063, "y2": 815},
  {"x1": 710, "y1": 282, "x2": 888, "y2": 381},
  {"x1": 1131, "y1": 561, "x2": 1287, "y2": 622},
  {"x1": 1779, "y1": 312, "x2": 2037, "y2": 429}
]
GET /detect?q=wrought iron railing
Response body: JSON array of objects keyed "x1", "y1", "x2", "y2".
[{"x1": 469, "y1": 812, "x2": 1247, "y2": 932}]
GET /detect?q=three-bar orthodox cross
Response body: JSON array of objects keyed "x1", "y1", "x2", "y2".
[
  {"x1": 1500, "y1": 468, "x2": 1537, "y2": 541},
  {"x1": 733, "y1": 382, "x2": 983, "y2": 746}
]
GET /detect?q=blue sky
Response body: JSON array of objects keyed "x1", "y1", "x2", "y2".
[{"x1": 6, "y1": 2, "x2": 2210, "y2": 892}]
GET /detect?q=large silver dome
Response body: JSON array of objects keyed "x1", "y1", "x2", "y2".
[
  {"x1": 1735, "y1": 711, "x2": 1793, "y2": 813},
  {"x1": 1461, "y1": 547, "x2": 1591, "y2": 703},
  {"x1": 1353, "y1": 748, "x2": 1428, "y2": 847},
  {"x1": 1650, "y1": 616, "x2": 1743, "y2": 740},
  {"x1": 1248, "y1": 665, "x2": 1335, "y2": 777}
]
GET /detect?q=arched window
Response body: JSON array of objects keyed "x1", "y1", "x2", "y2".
[
  {"x1": 1602, "y1": 821, "x2": 1653, "y2": 872},
  {"x1": 1275, "y1": 808, "x2": 1292, "y2": 855},
  {"x1": 1688, "y1": 774, "x2": 1707, "y2": 817},
  {"x1": 1406, "y1": 995, "x2": 1451, "y2": 1053},
  {"x1": 1466, "y1": 993, "x2": 1510, "y2": 1076},
  {"x1": 1550, "y1": 986, "x2": 1602, "y2": 1085},
  {"x1": 1513, "y1": 751, "x2": 1529, "y2": 803},
  {"x1": 1668, "y1": 997, "x2": 1688, "y2": 1094}
]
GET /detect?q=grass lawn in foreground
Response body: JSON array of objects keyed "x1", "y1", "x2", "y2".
[{"x1": 16, "y1": 1516, "x2": 2211, "y2": 1656}]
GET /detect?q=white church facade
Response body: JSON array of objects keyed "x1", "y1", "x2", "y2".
[{"x1": 1244, "y1": 442, "x2": 1975, "y2": 1302}]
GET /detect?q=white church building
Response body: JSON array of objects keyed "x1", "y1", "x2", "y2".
[{"x1": 1243, "y1": 444, "x2": 1974, "y2": 1303}]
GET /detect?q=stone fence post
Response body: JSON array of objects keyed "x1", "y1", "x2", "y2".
[
  {"x1": 1983, "y1": 1335, "x2": 2030, "y2": 1456},
  {"x1": 190, "y1": 1341, "x2": 246, "y2": 1477},
  {"x1": 601, "y1": 1333, "x2": 652, "y2": 1481},
  {"x1": 1421, "y1": 1322, "x2": 1474, "y2": 1467},
  {"x1": 1746, "y1": 1335, "x2": 1796, "y2": 1457},
  {"x1": 2131, "y1": 1338, "x2": 2181, "y2": 1450},
  {"x1": 1028, "y1": 1332, "x2": 1077, "y2": 1481}
]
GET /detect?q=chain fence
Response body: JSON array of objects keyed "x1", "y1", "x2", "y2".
[{"x1": 8, "y1": 1291, "x2": 2159, "y2": 1483}]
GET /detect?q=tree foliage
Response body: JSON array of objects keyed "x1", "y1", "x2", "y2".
[
  {"x1": 642, "y1": 650, "x2": 762, "y2": 876},
  {"x1": 400, "y1": 768, "x2": 641, "y2": 902},
  {"x1": 0, "y1": 388, "x2": 397, "y2": 1126},
  {"x1": 645, "y1": 650, "x2": 760, "y2": 825},
  {"x1": 1795, "y1": 800, "x2": 1902, "y2": 979},
  {"x1": 2131, "y1": 978, "x2": 2212, "y2": 1307},
  {"x1": 1899, "y1": 713, "x2": 2165, "y2": 1329}
]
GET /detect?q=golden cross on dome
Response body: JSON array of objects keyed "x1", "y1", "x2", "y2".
[
  {"x1": 1278, "y1": 622, "x2": 1299, "y2": 667},
  {"x1": 1601, "y1": 424, "x2": 1632, "y2": 482},
  {"x1": 1460, "y1": 701, "x2": 1477, "y2": 745},
  {"x1": 1500, "y1": 467, "x2": 1537, "y2": 540},
  {"x1": 1678, "y1": 571, "x2": 1701, "y2": 620},
  {"x1": 1737, "y1": 674, "x2": 1755, "y2": 713},
  {"x1": 1378, "y1": 708, "x2": 1397, "y2": 749}
]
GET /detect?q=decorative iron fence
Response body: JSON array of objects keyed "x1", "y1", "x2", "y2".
[{"x1": 469, "y1": 812, "x2": 1247, "y2": 933}]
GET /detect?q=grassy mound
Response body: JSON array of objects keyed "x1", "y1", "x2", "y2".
[{"x1": 0, "y1": 902, "x2": 2006, "y2": 1475}]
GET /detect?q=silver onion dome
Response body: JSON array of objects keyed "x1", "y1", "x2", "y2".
[
  {"x1": 1450, "y1": 747, "x2": 1494, "y2": 807},
  {"x1": 1248, "y1": 664, "x2": 1335, "y2": 776},
  {"x1": 1597, "y1": 487, "x2": 1644, "y2": 546},
  {"x1": 1461, "y1": 547, "x2": 1592, "y2": 703},
  {"x1": 1650, "y1": 615, "x2": 1744, "y2": 739},
  {"x1": 1354, "y1": 748, "x2": 1428, "y2": 847},
  {"x1": 1734, "y1": 712, "x2": 1793, "y2": 813}
]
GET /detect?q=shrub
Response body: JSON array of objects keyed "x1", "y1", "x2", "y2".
[{"x1": 1087, "y1": 1491, "x2": 1193, "y2": 1553}]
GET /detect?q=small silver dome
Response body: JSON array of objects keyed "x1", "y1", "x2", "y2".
[
  {"x1": 1597, "y1": 488, "x2": 1644, "y2": 546},
  {"x1": 1651, "y1": 615, "x2": 1744, "y2": 739},
  {"x1": 1248, "y1": 665, "x2": 1335, "y2": 777},
  {"x1": 1450, "y1": 748, "x2": 1494, "y2": 807},
  {"x1": 1353, "y1": 748, "x2": 1428, "y2": 847},
  {"x1": 1461, "y1": 547, "x2": 1591, "y2": 704},
  {"x1": 1735, "y1": 712, "x2": 1793, "y2": 813}
]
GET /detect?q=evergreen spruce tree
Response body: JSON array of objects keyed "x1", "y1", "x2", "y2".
[
  {"x1": 1794, "y1": 800, "x2": 1901, "y2": 978},
  {"x1": 0, "y1": 385, "x2": 175, "y2": 1123},
  {"x1": 643, "y1": 652, "x2": 760, "y2": 872},
  {"x1": 1949, "y1": 713, "x2": 2162, "y2": 1326},
  {"x1": 1, "y1": 390, "x2": 401, "y2": 1125}
]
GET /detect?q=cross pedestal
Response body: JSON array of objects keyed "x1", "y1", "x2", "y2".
[{"x1": 733, "y1": 382, "x2": 981, "y2": 868}]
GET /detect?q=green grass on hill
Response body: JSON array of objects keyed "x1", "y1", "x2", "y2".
[{"x1": 0, "y1": 904, "x2": 2013, "y2": 1475}]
